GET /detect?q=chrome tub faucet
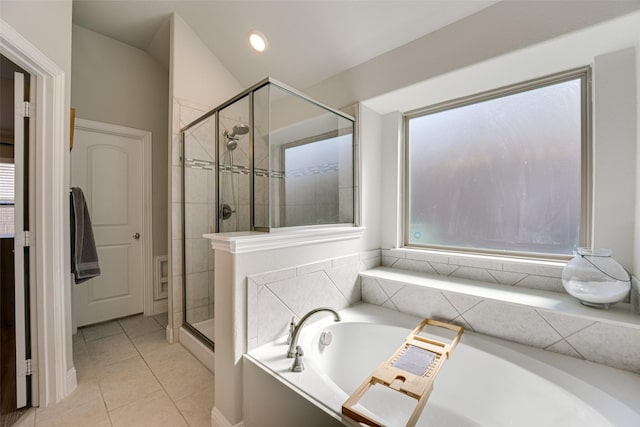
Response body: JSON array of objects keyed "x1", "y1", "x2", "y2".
[{"x1": 287, "y1": 307, "x2": 341, "y2": 359}]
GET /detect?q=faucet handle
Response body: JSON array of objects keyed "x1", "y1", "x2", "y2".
[
  {"x1": 286, "y1": 316, "x2": 296, "y2": 345},
  {"x1": 291, "y1": 346, "x2": 304, "y2": 372}
]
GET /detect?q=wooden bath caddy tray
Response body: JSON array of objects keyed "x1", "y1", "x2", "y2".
[{"x1": 342, "y1": 318, "x2": 464, "y2": 427}]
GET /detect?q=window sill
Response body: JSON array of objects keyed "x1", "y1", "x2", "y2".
[
  {"x1": 384, "y1": 247, "x2": 567, "y2": 286},
  {"x1": 362, "y1": 266, "x2": 640, "y2": 329}
]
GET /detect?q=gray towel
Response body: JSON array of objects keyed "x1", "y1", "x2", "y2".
[{"x1": 70, "y1": 187, "x2": 101, "y2": 284}]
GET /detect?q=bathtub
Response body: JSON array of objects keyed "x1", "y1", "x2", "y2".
[{"x1": 243, "y1": 303, "x2": 640, "y2": 427}]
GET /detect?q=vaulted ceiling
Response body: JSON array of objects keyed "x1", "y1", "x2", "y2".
[
  {"x1": 72, "y1": 0, "x2": 500, "y2": 89},
  {"x1": 72, "y1": 1, "x2": 640, "y2": 94}
]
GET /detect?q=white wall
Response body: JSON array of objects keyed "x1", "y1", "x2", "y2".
[
  {"x1": 359, "y1": 104, "x2": 383, "y2": 250},
  {"x1": 168, "y1": 12, "x2": 243, "y2": 341},
  {"x1": 304, "y1": 1, "x2": 640, "y2": 111},
  {"x1": 636, "y1": 36, "x2": 640, "y2": 301},
  {"x1": 71, "y1": 25, "x2": 169, "y2": 257},
  {"x1": 171, "y1": 14, "x2": 241, "y2": 108},
  {"x1": 593, "y1": 47, "x2": 637, "y2": 271}
]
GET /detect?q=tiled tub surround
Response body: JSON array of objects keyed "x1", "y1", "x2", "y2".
[
  {"x1": 246, "y1": 249, "x2": 381, "y2": 350},
  {"x1": 361, "y1": 267, "x2": 640, "y2": 374},
  {"x1": 245, "y1": 246, "x2": 639, "y2": 374}
]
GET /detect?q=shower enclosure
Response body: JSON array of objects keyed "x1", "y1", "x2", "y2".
[{"x1": 181, "y1": 78, "x2": 356, "y2": 347}]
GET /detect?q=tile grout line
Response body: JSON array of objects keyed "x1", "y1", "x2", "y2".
[
  {"x1": 118, "y1": 319, "x2": 193, "y2": 426},
  {"x1": 532, "y1": 310, "x2": 586, "y2": 358},
  {"x1": 440, "y1": 292, "x2": 464, "y2": 319},
  {"x1": 76, "y1": 322, "x2": 117, "y2": 427},
  {"x1": 263, "y1": 283, "x2": 298, "y2": 321},
  {"x1": 321, "y1": 269, "x2": 353, "y2": 306}
]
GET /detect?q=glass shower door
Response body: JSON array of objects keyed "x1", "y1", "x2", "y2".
[
  {"x1": 218, "y1": 96, "x2": 251, "y2": 232},
  {"x1": 182, "y1": 114, "x2": 216, "y2": 345}
]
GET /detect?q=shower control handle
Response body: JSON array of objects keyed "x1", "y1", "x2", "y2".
[
  {"x1": 133, "y1": 232, "x2": 141, "y2": 239},
  {"x1": 220, "y1": 204, "x2": 235, "y2": 220}
]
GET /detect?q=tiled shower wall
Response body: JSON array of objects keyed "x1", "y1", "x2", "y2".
[{"x1": 246, "y1": 250, "x2": 381, "y2": 349}]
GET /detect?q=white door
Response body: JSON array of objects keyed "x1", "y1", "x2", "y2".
[
  {"x1": 71, "y1": 119, "x2": 150, "y2": 327},
  {"x1": 13, "y1": 71, "x2": 28, "y2": 408}
]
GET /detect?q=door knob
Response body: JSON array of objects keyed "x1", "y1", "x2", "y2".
[{"x1": 133, "y1": 232, "x2": 141, "y2": 239}]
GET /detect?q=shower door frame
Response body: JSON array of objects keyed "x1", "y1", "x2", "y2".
[{"x1": 180, "y1": 127, "x2": 215, "y2": 350}]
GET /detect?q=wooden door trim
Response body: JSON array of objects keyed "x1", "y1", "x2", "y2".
[{"x1": 74, "y1": 118, "x2": 154, "y2": 318}]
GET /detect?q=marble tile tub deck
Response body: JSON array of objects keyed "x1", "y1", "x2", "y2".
[{"x1": 14, "y1": 314, "x2": 214, "y2": 427}]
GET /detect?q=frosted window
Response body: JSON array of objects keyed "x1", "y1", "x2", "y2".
[
  {"x1": 407, "y1": 78, "x2": 583, "y2": 255},
  {"x1": 283, "y1": 134, "x2": 353, "y2": 226},
  {"x1": 0, "y1": 163, "x2": 14, "y2": 237}
]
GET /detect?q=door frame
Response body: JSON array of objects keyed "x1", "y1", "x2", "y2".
[
  {"x1": 0, "y1": 19, "x2": 69, "y2": 406},
  {"x1": 73, "y1": 118, "x2": 154, "y2": 321}
]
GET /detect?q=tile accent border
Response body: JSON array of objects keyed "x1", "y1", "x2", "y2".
[
  {"x1": 246, "y1": 250, "x2": 380, "y2": 349},
  {"x1": 362, "y1": 268, "x2": 640, "y2": 374}
]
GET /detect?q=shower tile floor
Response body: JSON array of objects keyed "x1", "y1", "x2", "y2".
[{"x1": 14, "y1": 314, "x2": 214, "y2": 427}]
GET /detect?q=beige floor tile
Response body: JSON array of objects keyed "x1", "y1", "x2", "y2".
[
  {"x1": 97, "y1": 355, "x2": 163, "y2": 411},
  {"x1": 72, "y1": 332, "x2": 85, "y2": 350},
  {"x1": 175, "y1": 380, "x2": 214, "y2": 427},
  {"x1": 72, "y1": 332, "x2": 99, "y2": 384},
  {"x1": 55, "y1": 318, "x2": 216, "y2": 426},
  {"x1": 81, "y1": 321, "x2": 124, "y2": 342},
  {"x1": 151, "y1": 349, "x2": 214, "y2": 402},
  {"x1": 131, "y1": 329, "x2": 184, "y2": 363},
  {"x1": 34, "y1": 383, "x2": 109, "y2": 427},
  {"x1": 12, "y1": 408, "x2": 35, "y2": 427},
  {"x1": 109, "y1": 390, "x2": 187, "y2": 427},
  {"x1": 74, "y1": 347, "x2": 100, "y2": 385},
  {"x1": 86, "y1": 332, "x2": 139, "y2": 367},
  {"x1": 119, "y1": 315, "x2": 163, "y2": 339},
  {"x1": 153, "y1": 313, "x2": 169, "y2": 328}
]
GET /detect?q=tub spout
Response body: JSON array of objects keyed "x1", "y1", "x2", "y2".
[{"x1": 287, "y1": 307, "x2": 341, "y2": 358}]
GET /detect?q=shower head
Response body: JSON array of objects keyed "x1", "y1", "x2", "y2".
[
  {"x1": 223, "y1": 123, "x2": 249, "y2": 151},
  {"x1": 231, "y1": 124, "x2": 249, "y2": 136},
  {"x1": 225, "y1": 124, "x2": 249, "y2": 139}
]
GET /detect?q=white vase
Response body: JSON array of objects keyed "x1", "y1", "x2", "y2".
[{"x1": 561, "y1": 248, "x2": 631, "y2": 309}]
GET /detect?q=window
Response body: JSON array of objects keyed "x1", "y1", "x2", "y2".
[
  {"x1": 282, "y1": 133, "x2": 353, "y2": 227},
  {"x1": 405, "y1": 68, "x2": 590, "y2": 258},
  {"x1": 0, "y1": 162, "x2": 15, "y2": 237}
]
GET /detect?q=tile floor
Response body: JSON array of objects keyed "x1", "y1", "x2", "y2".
[{"x1": 14, "y1": 314, "x2": 214, "y2": 427}]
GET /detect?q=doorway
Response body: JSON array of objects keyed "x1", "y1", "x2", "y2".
[
  {"x1": 0, "y1": 54, "x2": 33, "y2": 426},
  {"x1": 70, "y1": 119, "x2": 153, "y2": 328}
]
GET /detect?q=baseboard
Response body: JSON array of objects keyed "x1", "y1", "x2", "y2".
[
  {"x1": 65, "y1": 366, "x2": 78, "y2": 396},
  {"x1": 166, "y1": 325, "x2": 176, "y2": 344},
  {"x1": 211, "y1": 406, "x2": 244, "y2": 427},
  {"x1": 152, "y1": 299, "x2": 168, "y2": 315},
  {"x1": 179, "y1": 326, "x2": 215, "y2": 373}
]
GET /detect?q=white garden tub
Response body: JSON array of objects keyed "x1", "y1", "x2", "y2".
[{"x1": 243, "y1": 303, "x2": 640, "y2": 427}]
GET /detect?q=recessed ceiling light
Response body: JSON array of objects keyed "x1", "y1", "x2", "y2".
[{"x1": 249, "y1": 30, "x2": 268, "y2": 52}]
